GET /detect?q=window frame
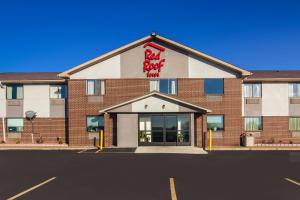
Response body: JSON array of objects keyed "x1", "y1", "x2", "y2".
[
  {"x1": 244, "y1": 116, "x2": 263, "y2": 132},
  {"x1": 86, "y1": 80, "x2": 105, "y2": 96},
  {"x1": 204, "y1": 79, "x2": 224, "y2": 95},
  {"x1": 289, "y1": 117, "x2": 300, "y2": 131},
  {"x1": 150, "y1": 79, "x2": 178, "y2": 95},
  {"x1": 6, "y1": 84, "x2": 24, "y2": 100},
  {"x1": 49, "y1": 85, "x2": 66, "y2": 99},
  {"x1": 207, "y1": 115, "x2": 225, "y2": 131},
  {"x1": 289, "y1": 83, "x2": 300, "y2": 97},
  {"x1": 86, "y1": 115, "x2": 104, "y2": 133},
  {"x1": 6, "y1": 118, "x2": 24, "y2": 133},
  {"x1": 244, "y1": 83, "x2": 262, "y2": 98}
]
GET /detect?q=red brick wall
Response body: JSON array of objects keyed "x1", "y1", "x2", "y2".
[
  {"x1": 3, "y1": 118, "x2": 66, "y2": 144},
  {"x1": 178, "y1": 78, "x2": 243, "y2": 146},
  {"x1": 68, "y1": 78, "x2": 243, "y2": 146},
  {"x1": 68, "y1": 79, "x2": 149, "y2": 146},
  {"x1": 254, "y1": 117, "x2": 300, "y2": 144}
]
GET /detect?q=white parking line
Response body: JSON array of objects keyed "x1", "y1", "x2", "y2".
[
  {"x1": 77, "y1": 149, "x2": 88, "y2": 154},
  {"x1": 169, "y1": 177, "x2": 177, "y2": 200},
  {"x1": 285, "y1": 178, "x2": 300, "y2": 186},
  {"x1": 7, "y1": 177, "x2": 56, "y2": 200},
  {"x1": 95, "y1": 149, "x2": 102, "y2": 153}
]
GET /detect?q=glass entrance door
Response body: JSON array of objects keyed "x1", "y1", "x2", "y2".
[{"x1": 139, "y1": 114, "x2": 190, "y2": 146}]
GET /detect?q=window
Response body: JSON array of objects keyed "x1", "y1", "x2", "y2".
[
  {"x1": 50, "y1": 85, "x2": 66, "y2": 99},
  {"x1": 86, "y1": 116, "x2": 104, "y2": 132},
  {"x1": 139, "y1": 117, "x2": 152, "y2": 143},
  {"x1": 207, "y1": 115, "x2": 224, "y2": 131},
  {"x1": 204, "y1": 79, "x2": 224, "y2": 95},
  {"x1": 149, "y1": 79, "x2": 177, "y2": 95},
  {"x1": 289, "y1": 83, "x2": 300, "y2": 97},
  {"x1": 244, "y1": 83, "x2": 261, "y2": 98},
  {"x1": 86, "y1": 80, "x2": 105, "y2": 96},
  {"x1": 6, "y1": 85, "x2": 23, "y2": 100},
  {"x1": 244, "y1": 117, "x2": 262, "y2": 131},
  {"x1": 289, "y1": 117, "x2": 300, "y2": 131},
  {"x1": 7, "y1": 118, "x2": 24, "y2": 132}
]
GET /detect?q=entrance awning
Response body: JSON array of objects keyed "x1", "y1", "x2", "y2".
[{"x1": 99, "y1": 91, "x2": 211, "y2": 114}]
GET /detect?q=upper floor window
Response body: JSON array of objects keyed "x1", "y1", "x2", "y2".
[
  {"x1": 86, "y1": 116, "x2": 104, "y2": 132},
  {"x1": 289, "y1": 117, "x2": 300, "y2": 131},
  {"x1": 86, "y1": 80, "x2": 105, "y2": 96},
  {"x1": 7, "y1": 118, "x2": 24, "y2": 132},
  {"x1": 244, "y1": 117, "x2": 262, "y2": 131},
  {"x1": 6, "y1": 85, "x2": 23, "y2": 100},
  {"x1": 150, "y1": 79, "x2": 177, "y2": 95},
  {"x1": 244, "y1": 83, "x2": 261, "y2": 98},
  {"x1": 204, "y1": 79, "x2": 224, "y2": 95},
  {"x1": 207, "y1": 115, "x2": 224, "y2": 131},
  {"x1": 289, "y1": 83, "x2": 300, "y2": 97},
  {"x1": 50, "y1": 85, "x2": 66, "y2": 99}
]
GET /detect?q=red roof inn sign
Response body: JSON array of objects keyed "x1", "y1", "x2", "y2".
[{"x1": 143, "y1": 42, "x2": 166, "y2": 77}]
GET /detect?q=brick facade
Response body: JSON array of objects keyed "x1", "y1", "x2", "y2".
[
  {"x1": 2, "y1": 118, "x2": 66, "y2": 144},
  {"x1": 68, "y1": 78, "x2": 243, "y2": 147},
  {"x1": 178, "y1": 78, "x2": 243, "y2": 146},
  {"x1": 68, "y1": 79, "x2": 149, "y2": 146},
  {"x1": 254, "y1": 116, "x2": 300, "y2": 144}
]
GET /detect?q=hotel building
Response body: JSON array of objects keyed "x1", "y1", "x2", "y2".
[{"x1": 0, "y1": 33, "x2": 299, "y2": 147}]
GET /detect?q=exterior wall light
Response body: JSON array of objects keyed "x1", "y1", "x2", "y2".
[
  {"x1": 162, "y1": 104, "x2": 165, "y2": 109},
  {"x1": 144, "y1": 104, "x2": 148, "y2": 109}
]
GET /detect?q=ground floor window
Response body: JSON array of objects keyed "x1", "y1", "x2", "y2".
[
  {"x1": 289, "y1": 117, "x2": 300, "y2": 131},
  {"x1": 86, "y1": 116, "x2": 104, "y2": 132},
  {"x1": 7, "y1": 118, "x2": 24, "y2": 132},
  {"x1": 244, "y1": 117, "x2": 262, "y2": 131},
  {"x1": 207, "y1": 115, "x2": 224, "y2": 131},
  {"x1": 139, "y1": 114, "x2": 190, "y2": 145}
]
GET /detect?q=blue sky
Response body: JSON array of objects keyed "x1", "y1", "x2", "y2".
[{"x1": 0, "y1": 0, "x2": 299, "y2": 72}]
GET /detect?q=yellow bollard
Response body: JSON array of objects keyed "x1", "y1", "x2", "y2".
[
  {"x1": 100, "y1": 130, "x2": 103, "y2": 151},
  {"x1": 209, "y1": 129, "x2": 212, "y2": 151}
]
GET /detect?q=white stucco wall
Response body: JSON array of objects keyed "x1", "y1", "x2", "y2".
[
  {"x1": 23, "y1": 85, "x2": 50, "y2": 117},
  {"x1": 132, "y1": 96, "x2": 179, "y2": 112},
  {"x1": 262, "y1": 83, "x2": 289, "y2": 116},
  {"x1": 70, "y1": 55, "x2": 121, "y2": 79},
  {"x1": 188, "y1": 56, "x2": 238, "y2": 78},
  {"x1": 0, "y1": 87, "x2": 6, "y2": 117},
  {"x1": 117, "y1": 114, "x2": 138, "y2": 147}
]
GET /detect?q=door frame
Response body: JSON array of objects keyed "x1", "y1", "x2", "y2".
[{"x1": 138, "y1": 113, "x2": 191, "y2": 146}]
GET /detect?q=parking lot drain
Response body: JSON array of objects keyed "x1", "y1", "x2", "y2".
[{"x1": 7, "y1": 177, "x2": 56, "y2": 200}]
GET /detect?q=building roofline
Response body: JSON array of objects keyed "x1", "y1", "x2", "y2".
[{"x1": 59, "y1": 33, "x2": 251, "y2": 78}]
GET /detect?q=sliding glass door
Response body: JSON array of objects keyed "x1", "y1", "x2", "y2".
[{"x1": 139, "y1": 114, "x2": 190, "y2": 146}]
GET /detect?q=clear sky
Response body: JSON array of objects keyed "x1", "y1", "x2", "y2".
[{"x1": 0, "y1": 0, "x2": 299, "y2": 72}]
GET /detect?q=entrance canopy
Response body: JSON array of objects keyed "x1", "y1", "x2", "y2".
[{"x1": 99, "y1": 92, "x2": 211, "y2": 114}]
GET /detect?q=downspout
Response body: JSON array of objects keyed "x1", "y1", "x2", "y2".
[{"x1": 2, "y1": 117, "x2": 5, "y2": 143}]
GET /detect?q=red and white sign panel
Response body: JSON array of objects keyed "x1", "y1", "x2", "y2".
[{"x1": 143, "y1": 42, "x2": 166, "y2": 77}]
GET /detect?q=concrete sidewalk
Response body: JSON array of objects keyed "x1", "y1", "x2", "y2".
[
  {"x1": 211, "y1": 146, "x2": 300, "y2": 151},
  {"x1": 0, "y1": 144, "x2": 95, "y2": 150},
  {"x1": 135, "y1": 146, "x2": 208, "y2": 154}
]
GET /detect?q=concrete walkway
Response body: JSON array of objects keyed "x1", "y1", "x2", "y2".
[{"x1": 135, "y1": 146, "x2": 208, "y2": 154}]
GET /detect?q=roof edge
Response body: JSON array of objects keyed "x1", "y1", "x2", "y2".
[
  {"x1": 59, "y1": 33, "x2": 251, "y2": 78},
  {"x1": 99, "y1": 91, "x2": 212, "y2": 114}
]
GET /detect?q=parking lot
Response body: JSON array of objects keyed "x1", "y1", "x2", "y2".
[{"x1": 0, "y1": 150, "x2": 299, "y2": 200}]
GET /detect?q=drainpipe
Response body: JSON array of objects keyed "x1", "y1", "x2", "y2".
[{"x1": 2, "y1": 117, "x2": 5, "y2": 143}]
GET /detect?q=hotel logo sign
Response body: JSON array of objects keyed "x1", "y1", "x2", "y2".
[{"x1": 143, "y1": 42, "x2": 166, "y2": 77}]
